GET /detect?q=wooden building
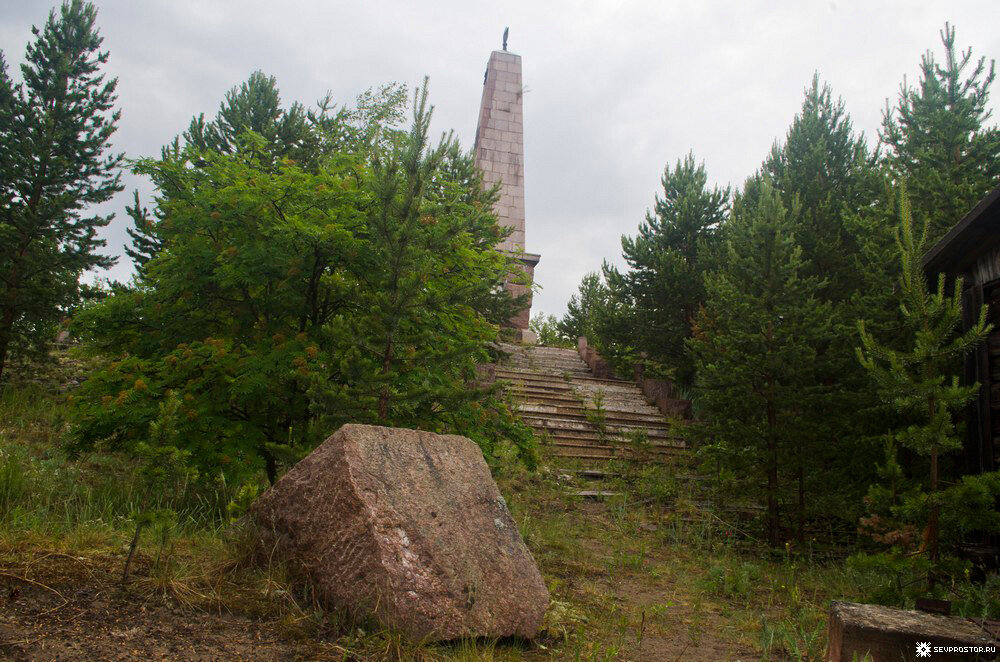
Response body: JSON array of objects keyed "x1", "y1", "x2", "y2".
[{"x1": 923, "y1": 185, "x2": 1000, "y2": 474}]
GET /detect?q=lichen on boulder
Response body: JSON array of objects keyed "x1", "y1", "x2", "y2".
[{"x1": 249, "y1": 424, "x2": 549, "y2": 642}]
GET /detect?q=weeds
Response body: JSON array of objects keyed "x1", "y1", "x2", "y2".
[
  {"x1": 584, "y1": 390, "x2": 607, "y2": 438},
  {"x1": 3, "y1": 376, "x2": 997, "y2": 660}
]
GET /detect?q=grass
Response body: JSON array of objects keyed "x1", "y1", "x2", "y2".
[{"x1": 2, "y1": 367, "x2": 998, "y2": 660}]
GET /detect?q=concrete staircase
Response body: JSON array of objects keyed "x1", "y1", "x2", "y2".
[{"x1": 497, "y1": 344, "x2": 686, "y2": 464}]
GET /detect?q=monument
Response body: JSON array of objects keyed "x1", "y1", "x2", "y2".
[{"x1": 474, "y1": 28, "x2": 540, "y2": 343}]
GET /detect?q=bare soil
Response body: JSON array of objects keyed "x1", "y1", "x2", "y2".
[{"x1": 0, "y1": 552, "x2": 303, "y2": 661}]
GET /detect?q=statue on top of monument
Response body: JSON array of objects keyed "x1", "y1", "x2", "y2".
[{"x1": 502, "y1": 27, "x2": 509, "y2": 51}]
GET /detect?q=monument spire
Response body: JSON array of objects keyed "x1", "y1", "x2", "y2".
[{"x1": 473, "y1": 36, "x2": 540, "y2": 343}]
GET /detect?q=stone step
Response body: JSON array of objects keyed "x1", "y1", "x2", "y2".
[
  {"x1": 517, "y1": 357, "x2": 588, "y2": 367},
  {"x1": 546, "y1": 440, "x2": 687, "y2": 458},
  {"x1": 566, "y1": 468, "x2": 618, "y2": 479},
  {"x1": 498, "y1": 344, "x2": 689, "y2": 469},
  {"x1": 513, "y1": 393, "x2": 586, "y2": 407},
  {"x1": 497, "y1": 372, "x2": 576, "y2": 387},
  {"x1": 504, "y1": 381, "x2": 576, "y2": 395},
  {"x1": 515, "y1": 349, "x2": 580, "y2": 359},
  {"x1": 569, "y1": 381, "x2": 650, "y2": 396},
  {"x1": 509, "y1": 371, "x2": 586, "y2": 380},
  {"x1": 520, "y1": 415, "x2": 678, "y2": 439},
  {"x1": 530, "y1": 358, "x2": 586, "y2": 367},
  {"x1": 502, "y1": 374, "x2": 644, "y2": 396},
  {"x1": 517, "y1": 403, "x2": 672, "y2": 425},
  {"x1": 538, "y1": 428, "x2": 685, "y2": 449},
  {"x1": 571, "y1": 394, "x2": 662, "y2": 411},
  {"x1": 574, "y1": 490, "x2": 620, "y2": 499},
  {"x1": 499, "y1": 368, "x2": 635, "y2": 388}
]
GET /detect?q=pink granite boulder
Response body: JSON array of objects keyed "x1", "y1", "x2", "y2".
[{"x1": 249, "y1": 424, "x2": 549, "y2": 642}]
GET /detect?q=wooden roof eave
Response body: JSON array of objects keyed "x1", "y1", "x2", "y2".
[{"x1": 923, "y1": 185, "x2": 1000, "y2": 276}]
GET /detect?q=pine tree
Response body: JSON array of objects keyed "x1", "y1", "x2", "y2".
[
  {"x1": 605, "y1": 153, "x2": 729, "y2": 384},
  {"x1": 881, "y1": 23, "x2": 1000, "y2": 244},
  {"x1": 344, "y1": 82, "x2": 523, "y2": 425},
  {"x1": 762, "y1": 75, "x2": 890, "y2": 523},
  {"x1": 0, "y1": 0, "x2": 122, "y2": 381},
  {"x1": 765, "y1": 74, "x2": 880, "y2": 300},
  {"x1": 558, "y1": 271, "x2": 608, "y2": 342},
  {"x1": 689, "y1": 180, "x2": 830, "y2": 545},
  {"x1": 182, "y1": 71, "x2": 314, "y2": 163},
  {"x1": 857, "y1": 187, "x2": 989, "y2": 571}
]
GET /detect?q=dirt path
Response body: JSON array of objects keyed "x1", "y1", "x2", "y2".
[
  {"x1": 527, "y1": 499, "x2": 760, "y2": 661},
  {"x1": 1, "y1": 483, "x2": 766, "y2": 661},
  {"x1": 0, "y1": 553, "x2": 303, "y2": 661}
]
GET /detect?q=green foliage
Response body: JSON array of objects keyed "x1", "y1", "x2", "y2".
[
  {"x1": 765, "y1": 74, "x2": 881, "y2": 301},
  {"x1": 0, "y1": 0, "x2": 122, "y2": 380},
  {"x1": 559, "y1": 270, "x2": 640, "y2": 379},
  {"x1": 584, "y1": 390, "x2": 608, "y2": 438},
  {"x1": 856, "y1": 187, "x2": 990, "y2": 585},
  {"x1": 937, "y1": 471, "x2": 1000, "y2": 540},
  {"x1": 558, "y1": 271, "x2": 609, "y2": 344},
  {"x1": 135, "y1": 392, "x2": 198, "y2": 503},
  {"x1": 0, "y1": 447, "x2": 26, "y2": 522},
  {"x1": 125, "y1": 74, "x2": 410, "y2": 272},
  {"x1": 845, "y1": 551, "x2": 937, "y2": 606},
  {"x1": 71, "y1": 79, "x2": 534, "y2": 482},
  {"x1": 761, "y1": 75, "x2": 891, "y2": 530},
  {"x1": 881, "y1": 23, "x2": 1000, "y2": 244},
  {"x1": 182, "y1": 70, "x2": 316, "y2": 164},
  {"x1": 602, "y1": 154, "x2": 729, "y2": 384},
  {"x1": 689, "y1": 180, "x2": 831, "y2": 545},
  {"x1": 529, "y1": 313, "x2": 573, "y2": 348},
  {"x1": 857, "y1": 189, "x2": 988, "y2": 460},
  {"x1": 700, "y1": 560, "x2": 761, "y2": 599}
]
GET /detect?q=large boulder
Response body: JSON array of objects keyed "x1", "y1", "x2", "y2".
[{"x1": 249, "y1": 424, "x2": 549, "y2": 642}]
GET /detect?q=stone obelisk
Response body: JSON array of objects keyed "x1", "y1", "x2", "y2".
[{"x1": 474, "y1": 31, "x2": 540, "y2": 343}]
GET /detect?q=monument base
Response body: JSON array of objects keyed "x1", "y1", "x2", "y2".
[{"x1": 518, "y1": 329, "x2": 538, "y2": 345}]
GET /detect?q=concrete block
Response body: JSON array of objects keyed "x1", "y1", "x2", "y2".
[{"x1": 827, "y1": 601, "x2": 998, "y2": 662}]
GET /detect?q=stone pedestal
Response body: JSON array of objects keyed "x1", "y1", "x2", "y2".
[
  {"x1": 826, "y1": 601, "x2": 998, "y2": 661},
  {"x1": 474, "y1": 49, "x2": 539, "y2": 341}
]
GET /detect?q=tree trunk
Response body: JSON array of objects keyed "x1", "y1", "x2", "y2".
[
  {"x1": 121, "y1": 521, "x2": 144, "y2": 586},
  {"x1": 928, "y1": 444, "x2": 939, "y2": 589},
  {"x1": 264, "y1": 450, "x2": 277, "y2": 485},
  {"x1": 766, "y1": 393, "x2": 780, "y2": 547},
  {"x1": 377, "y1": 335, "x2": 394, "y2": 422},
  {"x1": 0, "y1": 287, "x2": 19, "y2": 384},
  {"x1": 797, "y1": 464, "x2": 805, "y2": 545}
]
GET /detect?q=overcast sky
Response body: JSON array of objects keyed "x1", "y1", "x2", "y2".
[{"x1": 2, "y1": 0, "x2": 999, "y2": 317}]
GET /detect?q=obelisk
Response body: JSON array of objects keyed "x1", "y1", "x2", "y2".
[{"x1": 474, "y1": 30, "x2": 540, "y2": 343}]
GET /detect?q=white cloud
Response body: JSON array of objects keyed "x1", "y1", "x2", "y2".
[{"x1": 3, "y1": 0, "x2": 998, "y2": 314}]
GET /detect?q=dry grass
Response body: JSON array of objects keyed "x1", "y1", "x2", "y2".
[{"x1": 0, "y1": 367, "x2": 950, "y2": 660}]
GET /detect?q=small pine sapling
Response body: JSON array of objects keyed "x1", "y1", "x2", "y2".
[
  {"x1": 121, "y1": 392, "x2": 197, "y2": 586},
  {"x1": 856, "y1": 187, "x2": 990, "y2": 586}
]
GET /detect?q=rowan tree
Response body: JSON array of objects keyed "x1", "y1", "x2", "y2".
[{"x1": 71, "y1": 82, "x2": 534, "y2": 483}]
